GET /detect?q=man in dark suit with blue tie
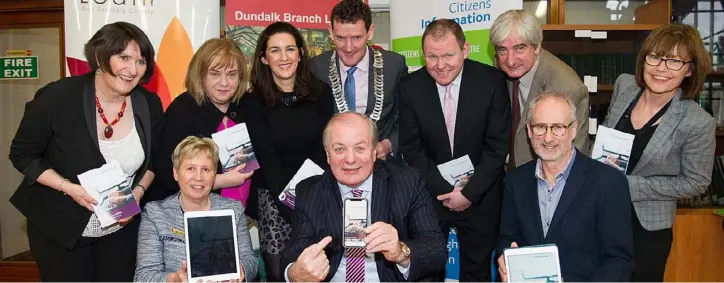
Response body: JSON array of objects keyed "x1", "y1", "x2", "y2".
[
  {"x1": 310, "y1": 0, "x2": 408, "y2": 161},
  {"x1": 496, "y1": 92, "x2": 635, "y2": 282},
  {"x1": 282, "y1": 112, "x2": 446, "y2": 282}
]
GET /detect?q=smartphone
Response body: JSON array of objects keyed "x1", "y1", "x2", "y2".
[{"x1": 343, "y1": 198, "x2": 369, "y2": 248}]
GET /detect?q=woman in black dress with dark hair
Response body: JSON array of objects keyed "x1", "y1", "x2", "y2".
[{"x1": 239, "y1": 21, "x2": 334, "y2": 282}]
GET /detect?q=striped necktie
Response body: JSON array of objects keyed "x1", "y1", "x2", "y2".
[{"x1": 346, "y1": 189, "x2": 365, "y2": 282}]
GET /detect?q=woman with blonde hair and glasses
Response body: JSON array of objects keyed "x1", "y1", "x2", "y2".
[
  {"x1": 602, "y1": 23, "x2": 714, "y2": 281},
  {"x1": 149, "y1": 38, "x2": 255, "y2": 216}
]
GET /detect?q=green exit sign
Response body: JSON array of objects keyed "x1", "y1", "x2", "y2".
[{"x1": 0, "y1": 56, "x2": 39, "y2": 80}]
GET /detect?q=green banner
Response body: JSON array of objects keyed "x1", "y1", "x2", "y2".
[{"x1": 390, "y1": 0, "x2": 522, "y2": 69}]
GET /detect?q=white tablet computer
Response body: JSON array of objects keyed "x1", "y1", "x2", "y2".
[
  {"x1": 504, "y1": 244, "x2": 562, "y2": 282},
  {"x1": 184, "y1": 209, "x2": 240, "y2": 282}
]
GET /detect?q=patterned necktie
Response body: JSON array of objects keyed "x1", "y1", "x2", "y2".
[
  {"x1": 510, "y1": 79, "x2": 521, "y2": 167},
  {"x1": 345, "y1": 66, "x2": 357, "y2": 111},
  {"x1": 346, "y1": 189, "x2": 365, "y2": 282},
  {"x1": 443, "y1": 84, "x2": 456, "y2": 153}
]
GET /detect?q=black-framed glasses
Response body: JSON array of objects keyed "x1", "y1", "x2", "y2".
[
  {"x1": 644, "y1": 54, "x2": 693, "y2": 71},
  {"x1": 529, "y1": 121, "x2": 575, "y2": 137}
]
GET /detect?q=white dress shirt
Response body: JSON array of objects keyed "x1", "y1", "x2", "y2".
[
  {"x1": 284, "y1": 173, "x2": 410, "y2": 282},
  {"x1": 340, "y1": 48, "x2": 370, "y2": 114}
]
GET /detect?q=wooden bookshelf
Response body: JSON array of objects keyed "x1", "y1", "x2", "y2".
[
  {"x1": 709, "y1": 69, "x2": 724, "y2": 78},
  {"x1": 543, "y1": 24, "x2": 662, "y2": 31},
  {"x1": 596, "y1": 84, "x2": 613, "y2": 92}
]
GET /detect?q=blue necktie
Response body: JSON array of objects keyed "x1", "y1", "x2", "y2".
[{"x1": 345, "y1": 66, "x2": 357, "y2": 111}]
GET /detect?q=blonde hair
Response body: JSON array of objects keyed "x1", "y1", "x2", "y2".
[
  {"x1": 171, "y1": 136, "x2": 219, "y2": 171},
  {"x1": 185, "y1": 38, "x2": 248, "y2": 105}
]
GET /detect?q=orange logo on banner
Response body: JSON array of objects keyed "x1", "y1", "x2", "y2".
[{"x1": 156, "y1": 17, "x2": 194, "y2": 103}]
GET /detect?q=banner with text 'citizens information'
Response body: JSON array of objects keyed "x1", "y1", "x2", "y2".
[{"x1": 391, "y1": 0, "x2": 522, "y2": 69}]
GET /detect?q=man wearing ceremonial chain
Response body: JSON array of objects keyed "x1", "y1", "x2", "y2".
[{"x1": 310, "y1": 0, "x2": 408, "y2": 161}]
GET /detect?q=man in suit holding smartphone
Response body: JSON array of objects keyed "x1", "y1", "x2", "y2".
[
  {"x1": 310, "y1": 0, "x2": 408, "y2": 161},
  {"x1": 399, "y1": 19, "x2": 510, "y2": 281},
  {"x1": 282, "y1": 112, "x2": 446, "y2": 282},
  {"x1": 496, "y1": 92, "x2": 634, "y2": 282}
]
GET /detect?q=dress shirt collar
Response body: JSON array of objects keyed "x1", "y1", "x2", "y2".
[
  {"x1": 338, "y1": 172, "x2": 374, "y2": 196},
  {"x1": 535, "y1": 149, "x2": 576, "y2": 185},
  {"x1": 436, "y1": 66, "x2": 464, "y2": 90},
  {"x1": 339, "y1": 47, "x2": 370, "y2": 74},
  {"x1": 519, "y1": 55, "x2": 540, "y2": 88}
]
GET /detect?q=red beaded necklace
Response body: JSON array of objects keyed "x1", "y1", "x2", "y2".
[{"x1": 95, "y1": 96, "x2": 127, "y2": 139}]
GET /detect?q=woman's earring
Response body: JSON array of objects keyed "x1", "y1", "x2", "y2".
[{"x1": 95, "y1": 69, "x2": 102, "y2": 75}]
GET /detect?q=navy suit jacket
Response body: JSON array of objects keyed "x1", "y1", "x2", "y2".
[
  {"x1": 497, "y1": 149, "x2": 635, "y2": 281},
  {"x1": 282, "y1": 160, "x2": 446, "y2": 281}
]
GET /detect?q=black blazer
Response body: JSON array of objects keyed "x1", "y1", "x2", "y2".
[
  {"x1": 399, "y1": 59, "x2": 510, "y2": 222},
  {"x1": 282, "y1": 161, "x2": 446, "y2": 281},
  {"x1": 146, "y1": 92, "x2": 253, "y2": 213},
  {"x1": 497, "y1": 150, "x2": 635, "y2": 281},
  {"x1": 238, "y1": 81, "x2": 334, "y2": 222},
  {"x1": 9, "y1": 72, "x2": 163, "y2": 249}
]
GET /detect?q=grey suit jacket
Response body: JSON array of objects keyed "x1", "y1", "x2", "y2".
[
  {"x1": 310, "y1": 47, "x2": 408, "y2": 154},
  {"x1": 603, "y1": 74, "x2": 715, "y2": 231},
  {"x1": 134, "y1": 193, "x2": 258, "y2": 282},
  {"x1": 508, "y1": 49, "x2": 591, "y2": 167}
]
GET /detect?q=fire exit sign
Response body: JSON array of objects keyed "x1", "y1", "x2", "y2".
[{"x1": 0, "y1": 56, "x2": 39, "y2": 80}]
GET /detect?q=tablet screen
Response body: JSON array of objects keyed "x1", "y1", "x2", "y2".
[
  {"x1": 187, "y1": 215, "x2": 237, "y2": 278},
  {"x1": 507, "y1": 251, "x2": 560, "y2": 282}
]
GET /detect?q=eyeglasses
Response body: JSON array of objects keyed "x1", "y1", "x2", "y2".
[
  {"x1": 529, "y1": 121, "x2": 575, "y2": 137},
  {"x1": 645, "y1": 54, "x2": 693, "y2": 71}
]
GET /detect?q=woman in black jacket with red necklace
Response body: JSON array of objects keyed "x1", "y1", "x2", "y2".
[
  {"x1": 239, "y1": 22, "x2": 334, "y2": 282},
  {"x1": 148, "y1": 38, "x2": 254, "y2": 214},
  {"x1": 9, "y1": 22, "x2": 162, "y2": 281}
]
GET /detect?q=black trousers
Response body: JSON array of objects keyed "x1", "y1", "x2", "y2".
[
  {"x1": 631, "y1": 212, "x2": 673, "y2": 282},
  {"x1": 439, "y1": 216, "x2": 497, "y2": 282},
  {"x1": 27, "y1": 219, "x2": 140, "y2": 282}
]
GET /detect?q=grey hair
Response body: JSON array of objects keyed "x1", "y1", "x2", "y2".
[
  {"x1": 489, "y1": 10, "x2": 543, "y2": 48},
  {"x1": 526, "y1": 91, "x2": 577, "y2": 123},
  {"x1": 323, "y1": 112, "x2": 378, "y2": 149}
]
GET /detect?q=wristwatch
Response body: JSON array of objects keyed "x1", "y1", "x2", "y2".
[{"x1": 399, "y1": 241, "x2": 411, "y2": 259}]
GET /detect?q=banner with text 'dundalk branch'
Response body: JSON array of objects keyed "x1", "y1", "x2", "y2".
[
  {"x1": 64, "y1": 0, "x2": 220, "y2": 109},
  {"x1": 391, "y1": 0, "x2": 522, "y2": 69},
  {"x1": 224, "y1": 0, "x2": 367, "y2": 62}
]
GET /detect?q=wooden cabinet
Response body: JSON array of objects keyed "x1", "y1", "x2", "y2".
[{"x1": 664, "y1": 208, "x2": 724, "y2": 281}]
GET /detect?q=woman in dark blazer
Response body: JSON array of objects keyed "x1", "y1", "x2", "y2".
[
  {"x1": 8, "y1": 22, "x2": 162, "y2": 281},
  {"x1": 148, "y1": 38, "x2": 254, "y2": 214},
  {"x1": 602, "y1": 24, "x2": 715, "y2": 281},
  {"x1": 239, "y1": 21, "x2": 334, "y2": 282}
]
